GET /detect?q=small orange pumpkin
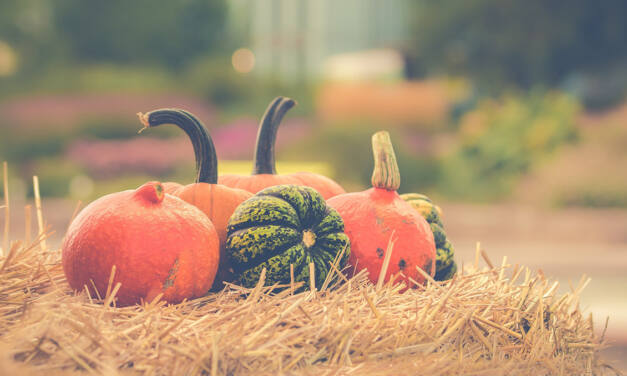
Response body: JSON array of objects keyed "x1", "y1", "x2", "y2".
[
  {"x1": 138, "y1": 109, "x2": 252, "y2": 289},
  {"x1": 218, "y1": 97, "x2": 345, "y2": 199},
  {"x1": 327, "y1": 131, "x2": 436, "y2": 289},
  {"x1": 62, "y1": 181, "x2": 220, "y2": 306}
]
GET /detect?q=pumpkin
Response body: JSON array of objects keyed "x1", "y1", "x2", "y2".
[
  {"x1": 226, "y1": 184, "x2": 350, "y2": 289},
  {"x1": 218, "y1": 97, "x2": 345, "y2": 199},
  {"x1": 138, "y1": 109, "x2": 253, "y2": 289},
  {"x1": 327, "y1": 131, "x2": 436, "y2": 288},
  {"x1": 62, "y1": 181, "x2": 220, "y2": 306},
  {"x1": 400, "y1": 193, "x2": 457, "y2": 280}
]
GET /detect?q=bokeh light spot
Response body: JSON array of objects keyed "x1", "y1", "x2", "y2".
[
  {"x1": 0, "y1": 41, "x2": 18, "y2": 77},
  {"x1": 231, "y1": 48, "x2": 255, "y2": 74},
  {"x1": 69, "y1": 175, "x2": 95, "y2": 200}
]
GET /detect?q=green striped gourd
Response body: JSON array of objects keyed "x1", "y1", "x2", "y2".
[
  {"x1": 400, "y1": 193, "x2": 457, "y2": 280},
  {"x1": 226, "y1": 185, "x2": 350, "y2": 289}
]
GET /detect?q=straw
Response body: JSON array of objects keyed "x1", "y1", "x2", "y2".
[
  {"x1": 32, "y1": 176, "x2": 47, "y2": 253},
  {"x1": 24, "y1": 205, "x2": 32, "y2": 246},
  {"x1": 0, "y1": 236, "x2": 616, "y2": 375},
  {"x1": 2, "y1": 162, "x2": 9, "y2": 257}
]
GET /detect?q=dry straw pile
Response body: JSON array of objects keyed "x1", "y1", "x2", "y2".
[{"x1": 0, "y1": 166, "x2": 621, "y2": 375}]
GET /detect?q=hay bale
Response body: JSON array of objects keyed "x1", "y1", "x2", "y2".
[{"x1": 0, "y1": 234, "x2": 619, "y2": 376}]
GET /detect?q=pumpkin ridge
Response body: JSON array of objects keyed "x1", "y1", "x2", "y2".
[
  {"x1": 261, "y1": 185, "x2": 326, "y2": 229},
  {"x1": 229, "y1": 224, "x2": 339, "y2": 275},
  {"x1": 239, "y1": 243, "x2": 307, "y2": 286},
  {"x1": 227, "y1": 225, "x2": 301, "y2": 273},
  {"x1": 259, "y1": 185, "x2": 312, "y2": 230},
  {"x1": 227, "y1": 196, "x2": 300, "y2": 233},
  {"x1": 292, "y1": 252, "x2": 312, "y2": 286},
  {"x1": 312, "y1": 207, "x2": 345, "y2": 236},
  {"x1": 259, "y1": 190, "x2": 307, "y2": 230},
  {"x1": 298, "y1": 186, "x2": 327, "y2": 228}
]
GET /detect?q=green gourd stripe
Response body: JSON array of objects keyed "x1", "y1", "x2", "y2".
[
  {"x1": 228, "y1": 196, "x2": 300, "y2": 233},
  {"x1": 371, "y1": 131, "x2": 401, "y2": 191},
  {"x1": 435, "y1": 253, "x2": 457, "y2": 281},
  {"x1": 434, "y1": 240, "x2": 456, "y2": 280},
  {"x1": 238, "y1": 243, "x2": 307, "y2": 287},
  {"x1": 312, "y1": 255, "x2": 328, "y2": 288},
  {"x1": 313, "y1": 208, "x2": 345, "y2": 236},
  {"x1": 227, "y1": 225, "x2": 301, "y2": 271},
  {"x1": 401, "y1": 192, "x2": 456, "y2": 281},
  {"x1": 293, "y1": 253, "x2": 313, "y2": 287},
  {"x1": 259, "y1": 185, "x2": 326, "y2": 228},
  {"x1": 315, "y1": 233, "x2": 350, "y2": 257},
  {"x1": 430, "y1": 222, "x2": 447, "y2": 248}
]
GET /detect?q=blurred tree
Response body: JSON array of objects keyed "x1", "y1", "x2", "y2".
[
  {"x1": 0, "y1": 0, "x2": 63, "y2": 76},
  {"x1": 53, "y1": 0, "x2": 228, "y2": 69},
  {"x1": 409, "y1": 0, "x2": 627, "y2": 95}
]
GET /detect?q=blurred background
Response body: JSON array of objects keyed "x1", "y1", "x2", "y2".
[{"x1": 0, "y1": 0, "x2": 626, "y2": 367}]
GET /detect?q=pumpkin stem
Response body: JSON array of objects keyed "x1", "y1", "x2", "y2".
[
  {"x1": 136, "y1": 181, "x2": 165, "y2": 204},
  {"x1": 138, "y1": 109, "x2": 218, "y2": 184},
  {"x1": 302, "y1": 230, "x2": 316, "y2": 248},
  {"x1": 371, "y1": 131, "x2": 401, "y2": 191},
  {"x1": 252, "y1": 96, "x2": 296, "y2": 175}
]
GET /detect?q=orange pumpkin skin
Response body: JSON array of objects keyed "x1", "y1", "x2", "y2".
[
  {"x1": 327, "y1": 131, "x2": 436, "y2": 289},
  {"x1": 174, "y1": 183, "x2": 252, "y2": 285},
  {"x1": 328, "y1": 188, "x2": 435, "y2": 287},
  {"x1": 62, "y1": 181, "x2": 220, "y2": 307},
  {"x1": 162, "y1": 182, "x2": 184, "y2": 195},
  {"x1": 218, "y1": 97, "x2": 345, "y2": 200}
]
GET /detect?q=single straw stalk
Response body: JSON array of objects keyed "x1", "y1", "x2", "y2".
[
  {"x1": 2, "y1": 162, "x2": 9, "y2": 257},
  {"x1": 32, "y1": 176, "x2": 47, "y2": 254}
]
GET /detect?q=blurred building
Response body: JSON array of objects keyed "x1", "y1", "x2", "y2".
[{"x1": 228, "y1": 0, "x2": 410, "y2": 83}]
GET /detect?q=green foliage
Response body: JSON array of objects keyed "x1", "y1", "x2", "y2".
[
  {"x1": 0, "y1": 128, "x2": 68, "y2": 162},
  {"x1": 0, "y1": 0, "x2": 65, "y2": 76},
  {"x1": 409, "y1": 0, "x2": 627, "y2": 92},
  {"x1": 53, "y1": 0, "x2": 228, "y2": 69},
  {"x1": 438, "y1": 91, "x2": 580, "y2": 200}
]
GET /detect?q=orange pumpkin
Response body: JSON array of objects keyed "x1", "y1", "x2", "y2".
[
  {"x1": 327, "y1": 131, "x2": 436, "y2": 289},
  {"x1": 62, "y1": 181, "x2": 220, "y2": 306},
  {"x1": 218, "y1": 97, "x2": 345, "y2": 199},
  {"x1": 138, "y1": 109, "x2": 252, "y2": 289}
]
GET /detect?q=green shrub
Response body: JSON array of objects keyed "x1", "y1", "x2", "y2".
[{"x1": 438, "y1": 91, "x2": 580, "y2": 200}]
